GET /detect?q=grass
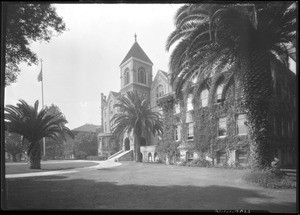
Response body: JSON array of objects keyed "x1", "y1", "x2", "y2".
[{"x1": 4, "y1": 162, "x2": 296, "y2": 212}]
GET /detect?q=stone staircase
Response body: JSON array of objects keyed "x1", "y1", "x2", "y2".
[
  {"x1": 107, "y1": 150, "x2": 124, "y2": 160},
  {"x1": 108, "y1": 150, "x2": 133, "y2": 162},
  {"x1": 280, "y1": 168, "x2": 296, "y2": 181}
]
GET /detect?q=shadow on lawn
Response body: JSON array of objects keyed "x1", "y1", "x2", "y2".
[{"x1": 5, "y1": 175, "x2": 296, "y2": 212}]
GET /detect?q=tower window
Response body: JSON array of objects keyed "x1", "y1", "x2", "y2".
[
  {"x1": 124, "y1": 69, "x2": 130, "y2": 85},
  {"x1": 138, "y1": 68, "x2": 146, "y2": 84}
]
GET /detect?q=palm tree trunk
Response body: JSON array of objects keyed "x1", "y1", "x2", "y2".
[
  {"x1": 240, "y1": 52, "x2": 273, "y2": 170},
  {"x1": 27, "y1": 142, "x2": 42, "y2": 169},
  {"x1": 134, "y1": 135, "x2": 142, "y2": 162}
]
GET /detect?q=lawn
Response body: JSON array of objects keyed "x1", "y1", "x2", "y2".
[{"x1": 4, "y1": 162, "x2": 297, "y2": 212}]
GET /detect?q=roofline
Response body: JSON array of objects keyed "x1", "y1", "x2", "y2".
[{"x1": 119, "y1": 57, "x2": 153, "y2": 68}]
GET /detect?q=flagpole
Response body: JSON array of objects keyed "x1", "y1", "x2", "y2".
[{"x1": 40, "y1": 59, "x2": 46, "y2": 157}]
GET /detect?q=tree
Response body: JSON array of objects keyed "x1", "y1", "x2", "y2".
[
  {"x1": 44, "y1": 104, "x2": 66, "y2": 159},
  {"x1": 4, "y1": 3, "x2": 66, "y2": 86},
  {"x1": 167, "y1": 3, "x2": 296, "y2": 169},
  {"x1": 4, "y1": 100, "x2": 73, "y2": 169},
  {"x1": 73, "y1": 132, "x2": 98, "y2": 159},
  {"x1": 110, "y1": 91, "x2": 163, "y2": 162},
  {"x1": 5, "y1": 132, "x2": 25, "y2": 162}
]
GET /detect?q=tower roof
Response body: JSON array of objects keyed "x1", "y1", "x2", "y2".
[{"x1": 120, "y1": 41, "x2": 153, "y2": 66}]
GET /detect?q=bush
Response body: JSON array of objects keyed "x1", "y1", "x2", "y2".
[
  {"x1": 188, "y1": 158, "x2": 212, "y2": 167},
  {"x1": 86, "y1": 155, "x2": 107, "y2": 161},
  {"x1": 243, "y1": 168, "x2": 296, "y2": 189}
]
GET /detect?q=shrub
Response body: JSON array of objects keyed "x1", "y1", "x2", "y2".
[
  {"x1": 86, "y1": 155, "x2": 107, "y2": 161},
  {"x1": 177, "y1": 159, "x2": 187, "y2": 166},
  {"x1": 188, "y1": 158, "x2": 212, "y2": 167},
  {"x1": 243, "y1": 168, "x2": 296, "y2": 189}
]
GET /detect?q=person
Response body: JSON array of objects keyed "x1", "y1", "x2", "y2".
[{"x1": 271, "y1": 157, "x2": 280, "y2": 169}]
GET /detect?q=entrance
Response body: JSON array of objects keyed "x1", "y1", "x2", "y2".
[{"x1": 124, "y1": 138, "x2": 130, "y2": 151}]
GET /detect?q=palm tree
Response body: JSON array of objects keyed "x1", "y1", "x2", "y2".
[
  {"x1": 110, "y1": 91, "x2": 163, "y2": 162},
  {"x1": 4, "y1": 100, "x2": 73, "y2": 169},
  {"x1": 167, "y1": 3, "x2": 296, "y2": 169}
]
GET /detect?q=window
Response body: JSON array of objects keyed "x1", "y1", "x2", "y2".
[
  {"x1": 124, "y1": 69, "x2": 130, "y2": 85},
  {"x1": 200, "y1": 89, "x2": 209, "y2": 107},
  {"x1": 109, "y1": 101, "x2": 113, "y2": 114},
  {"x1": 138, "y1": 68, "x2": 146, "y2": 84},
  {"x1": 187, "y1": 122, "x2": 194, "y2": 140},
  {"x1": 237, "y1": 150, "x2": 247, "y2": 164},
  {"x1": 186, "y1": 151, "x2": 194, "y2": 161},
  {"x1": 104, "y1": 122, "x2": 107, "y2": 132},
  {"x1": 237, "y1": 114, "x2": 247, "y2": 135},
  {"x1": 218, "y1": 117, "x2": 227, "y2": 137},
  {"x1": 175, "y1": 125, "x2": 181, "y2": 141},
  {"x1": 192, "y1": 72, "x2": 198, "y2": 84},
  {"x1": 156, "y1": 85, "x2": 164, "y2": 98},
  {"x1": 187, "y1": 94, "x2": 193, "y2": 111},
  {"x1": 156, "y1": 85, "x2": 164, "y2": 104},
  {"x1": 158, "y1": 108, "x2": 163, "y2": 117},
  {"x1": 174, "y1": 103, "x2": 180, "y2": 114},
  {"x1": 216, "y1": 84, "x2": 223, "y2": 103}
]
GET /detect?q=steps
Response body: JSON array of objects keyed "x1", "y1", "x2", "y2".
[
  {"x1": 108, "y1": 150, "x2": 133, "y2": 162},
  {"x1": 108, "y1": 150, "x2": 124, "y2": 160},
  {"x1": 280, "y1": 168, "x2": 296, "y2": 181}
]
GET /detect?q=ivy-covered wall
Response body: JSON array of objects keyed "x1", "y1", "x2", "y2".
[{"x1": 157, "y1": 62, "x2": 296, "y2": 167}]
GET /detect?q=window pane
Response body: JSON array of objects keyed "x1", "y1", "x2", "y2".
[
  {"x1": 237, "y1": 114, "x2": 247, "y2": 135},
  {"x1": 218, "y1": 117, "x2": 227, "y2": 136},
  {"x1": 201, "y1": 89, "x2": 208, "y2": 107},
  {"x1": 188, "y1": 123, "x2": 194, "y2": 139},
  {"x1": 175, "y1": 104, "x2": 180, "y2": 113},
  {"x1": 187, "y1": 95, "x2": 193, "y2": 111}
]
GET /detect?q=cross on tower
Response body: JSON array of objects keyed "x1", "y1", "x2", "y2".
[{"x1": 134, "y1": 33, "x2": 137, "y2": 42}]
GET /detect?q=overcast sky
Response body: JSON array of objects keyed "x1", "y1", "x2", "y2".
[{"x1": 4, "y1": 3, "x2": 183, "y2": 130}]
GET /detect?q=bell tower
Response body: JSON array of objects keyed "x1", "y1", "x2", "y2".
[{"x1": 119, "y1": 34, "x2": 153, "y2": 100}]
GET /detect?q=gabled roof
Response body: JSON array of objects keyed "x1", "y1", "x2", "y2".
[
  {"x1": 120, "y1": 41, "x2": 153, "y2": 66},
  {"x1": 151, "y1": 70, "x2": 169, "y2": 88},
  {"x1": 159, "y1": 70, "x2": 169, "y2": 77},
  {"x1": 72, "y1": 124, "x2": 102, "y2": 133},
  {"x1": 111, "y1": 91, "x2": 120, "y2": 98}
]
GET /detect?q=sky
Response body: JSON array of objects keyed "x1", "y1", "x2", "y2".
[{"x1": 4, "y1": 3, "x2": 183, "y2": 130}]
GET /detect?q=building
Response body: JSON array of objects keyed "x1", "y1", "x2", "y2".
[
  {"x1": 99, "y1": 35, "x2": 296, "y2": 167},
  {"x1": 98, "y1": 35, "x2": 171, "y2": 161},
  {"x1": 158, "y1": 60, "x2": 297, "y2": 167}
]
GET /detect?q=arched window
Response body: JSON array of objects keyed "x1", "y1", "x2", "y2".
[
  {"x1": 187, "y1": 94, "x2": 193, "y2": 111},
  {"x1": 200, "y1": 89, "x2": 209, "y2": 107},
  {"x1": 124, "y1": 69, "x2": 130, "y2": 85},
  {"x1": 109, "y1": 101, "x2": 113, "y2": 114},
  {"x1": 138, "y1": 68, "x2": 146, "y2": 84},
  {"x1": 216, "y1": 84, "x2": 223, "y2": 103}
]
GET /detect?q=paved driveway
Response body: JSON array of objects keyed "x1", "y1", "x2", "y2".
[{"x1": 4, "y1": 161, "x2": 297, "y2": 212}]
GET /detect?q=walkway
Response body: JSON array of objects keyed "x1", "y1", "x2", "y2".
[{"x1": 5, "y1": 159, "x2": 122, "y2": 179}]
